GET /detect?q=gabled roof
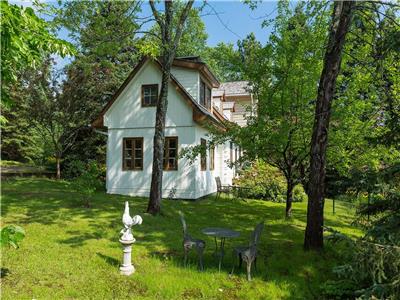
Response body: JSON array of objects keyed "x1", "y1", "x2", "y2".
[
  {"x1": 173, "y1": 56, "x2": 220, "y2": 87},
  {"x1": 91, "y1": 56, "x2": 224, "y2": 129}
]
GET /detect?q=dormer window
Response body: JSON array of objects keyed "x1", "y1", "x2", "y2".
[
  {"x1": 200, "y1": 80, "x2": 211, "y2": 110},
  {"x1": 141, "y1": 84, "x2": 158, "y2": 107}
]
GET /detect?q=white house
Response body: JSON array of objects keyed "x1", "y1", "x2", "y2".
[{"x1": 92, "y1": 56, "x2": 253, "y2": 199}]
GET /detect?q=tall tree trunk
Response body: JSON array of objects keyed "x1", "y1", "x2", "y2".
[
  {"x1": 147, "y1": 58, "x2": 172, "y2": 214},
  {"x1": 147, "y1": 0, "x2": 194, "y2": 215},
  {"x1": 56, "y1": 156, "x2": 61, "y2": 180},
  {"x1": 286, "y1": 178, "x2": 294, "y2": 218},
  {"x1": 304, "y1": 1, "x2": 354, "y2": 251}
]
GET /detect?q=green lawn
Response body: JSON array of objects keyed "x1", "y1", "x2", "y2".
[{"x1": 1, "y1": 178, "x2": 361, "y2": 299}]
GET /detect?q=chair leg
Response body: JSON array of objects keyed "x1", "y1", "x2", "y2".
[
  {"x1": 254, "y1": 257, "x2": 257, "y2": 272},
  {"x1": 197, "y1": 247, "x2": 204, "y2": 271},
  {"x1": 239, "y1": 253, "x2": 243, "y2": 268},
  {"x1": 184, "y1": 249, "x2": 188, "y2": 267},
  {"x1": 246, "y1": 260, "x2": 252, "y2": 281},
  {"x1": 230, "y1": 251, "x2": 237, "y2": 275}
]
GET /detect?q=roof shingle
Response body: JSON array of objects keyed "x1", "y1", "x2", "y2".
[{"x1": 215, "y1": 81, "x2": 251, "y2": 96}]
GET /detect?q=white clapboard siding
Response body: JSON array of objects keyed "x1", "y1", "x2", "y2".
[
  {"x1": 171, "y1": 66, "x2": 199, "y2": 102},
  {"x1": 232, "y1": 99, "x2": 252, "y2": 127}
]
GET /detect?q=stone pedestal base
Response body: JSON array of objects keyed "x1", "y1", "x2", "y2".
[
  {"x1": 120, "y1": 264, "x2": 135, "y2": 276},
  {"x1": 119, "y1": 238, "x2": 136, "y2": 276}
]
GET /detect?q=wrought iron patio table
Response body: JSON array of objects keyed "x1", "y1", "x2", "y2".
[{"x1": 201, "y1": 227, "x2": 240, "y2": 271}]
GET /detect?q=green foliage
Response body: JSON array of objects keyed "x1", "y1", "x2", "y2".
[
  {"x1": 1, "y1": 64, "x2": 55, "y2": 164},
  {"x1": 0, "y1": 225, "x2": 25, "y2": 249},
  {"x1": 357, "y1": 184, "x2": 400, "y2": 246},
  {"x1": 293, "y1": 184, "x2": 307, "y2": 203},
  {"x1": 327, "y1": 2, "x2": 400, "y2": 186},
  {"x1": 203, "y1": 2, "x2": 330, "y2": 216},
  {"x1": 138, "y1": 4, "x2": 207, "y2": 58},
  {"x1": 324, "y1": 227, "x2": 400, "y2": 299},
  {"x1": 202, "y1": 42, "x2": 243, "y2": 82},
  {"x1": 235, "y1": 161, "x2": 286, "y2": 201},
  {"x1": 0, "y1": 160, "x2": 25, "y2": 167},
  {"x1": 324, "y1": 164, "x2": 400, "y2": 298},
  {"x1": 235, "y1": 160, "x2": 306, "y2": 202},
  {"x1": 1, "y1": 0, "x2": 75, "y2": 107},
  {"x1": 73, "y1": 161, "x2": 103, "y2": 208},
  {"x1": 55, "y1": 1, "x2": 141, "y2": 175}
]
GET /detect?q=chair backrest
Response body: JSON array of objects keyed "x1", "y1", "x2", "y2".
[
  {"x1": 215, "y1": 177, "x2": 222, "y2": 191},
  {"x1": 178, "y1": 211, "x2": 188, "y2": 237},
  {"x1": 249, "y1": 221, "x2": 264, "y2": 247}
]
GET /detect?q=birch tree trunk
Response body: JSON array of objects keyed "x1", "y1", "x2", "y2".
[
  {"x1": 147, "y1": 0, "x2": 194, "y2": 215},
  {"x1": 56, "y1": 156, "x2": 61, "y2": 180},
  {"x1": 148, "y1": 57, "x2": 172, "y2": 213},
  {"x1": 304, "y1": 1, "x2": 355, "y2": 250}
]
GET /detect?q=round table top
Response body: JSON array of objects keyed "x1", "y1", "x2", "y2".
[{"x1": 201, "y1": 227, "x2": 240, "y2": 238}]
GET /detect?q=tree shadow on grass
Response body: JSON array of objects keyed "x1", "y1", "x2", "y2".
[
  {"x1": 2, "y1": 178, "x2": 357, "y2": 299},
  {"x1": 0, "y1": 268, "x2": 10, "y2": 278},
  {"x1": 96, "y1": 252, "x2": 120, "y2": 267},
  {"x1": 58, "y1": 231, "x2": 103, "y2": 247}
]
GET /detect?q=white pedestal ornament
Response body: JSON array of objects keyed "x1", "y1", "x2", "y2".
[{"x1": 119, "y1": 201, "x2": 142, "y2": 276}]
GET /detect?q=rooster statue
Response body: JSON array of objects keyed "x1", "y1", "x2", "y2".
[{"x1": 120, "y1": 201, "x2": 143, "y2": 242}]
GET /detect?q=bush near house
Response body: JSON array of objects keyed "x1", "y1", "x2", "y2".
[
  {"x1": 72, "y1": 160, "x2": 103, "y2": 208},
  {"x1": 235, "y1": 160, "x2": 307, "y2": 202}
]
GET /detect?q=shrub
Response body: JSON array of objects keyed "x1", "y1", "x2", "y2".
[
  {"x1": 235, "y1": 160, "x2": 286, "y2": 201},
  {"x1": 293, "y1": 184, "x2": 307, "y2": 202},
  {"x1": 0, "y1": 225, "x2": 25, "y2": 248},
  {"x1": 323, "y1": 186, "x2": 400, "y2": 299},
  {"x1": 73, "y1": 161, "x2": 102, "y2": 208},
  {"x1": 323, "y1": 227, "x2": 400, "y2": 299}
]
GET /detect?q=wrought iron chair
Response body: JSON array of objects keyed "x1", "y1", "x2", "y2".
[
  {"x1": 179, "y1": 211, "x2": 206, "y2": 270},
  {"x1": 215, "y1": 176, "x2": 233, "y2": 200},
  {"x1": 231, "y1": 221, "x2": 265, "y2": 281}
]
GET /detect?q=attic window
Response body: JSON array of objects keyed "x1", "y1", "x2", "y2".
[{"x1": 142, "y1": 84, "x2": 158, "y2": 107}]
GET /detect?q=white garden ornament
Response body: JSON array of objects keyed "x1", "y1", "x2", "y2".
[{"x1": 119, "y1": 201, "x2": 142, "y2": 275}]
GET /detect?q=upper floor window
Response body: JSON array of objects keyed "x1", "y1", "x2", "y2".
[
  {"x1": 206, "y1": 86, "x2": 211, "y2": 110},
  {"x1": 122, "y1": 137, "x2": 143, "y2": 170},
  {"x1": 200, "y1": 138, "x2": 207, "y2": 171},
  {"x1": 200, "y1": 81, "x2": 205, "y2": 106},
  {"x1": 142, "y1": 84, "x2": 158, "y2": 107},
  {"x1": 200, "y1": 80, "x2": 212, "y2": 110},
  {"x1": 164, "y1": 137, "x2": 178, "y2": 170}
]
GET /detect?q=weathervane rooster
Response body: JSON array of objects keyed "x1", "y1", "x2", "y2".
[{"x1": 120, "y1": 201, "x2": 142, "y2": 241}]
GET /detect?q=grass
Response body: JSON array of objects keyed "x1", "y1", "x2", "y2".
[{"x1": 1, "y1": 178, "x2": 362, "y2": 299}]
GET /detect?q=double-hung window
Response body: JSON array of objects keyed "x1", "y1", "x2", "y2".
[
  {"x1": 200, "y1": 81, "x2": 206, "y2": 107},
  {"x1": 122, "y1": 138, "x2": 143, "y2": 170},
  {"x1": 209, "y1": 145, "x2": 215, "y2": 171},
  {"x1": 141, "y1": 84, "x2": 158, "y2": 107},
  {"x1": 205, "y1": 86, "x2": 211, "y2": 110},
  {"x1": 199, "y1": 80, "x2": 212, "y2": 110},
  {"x1": 164, "y1": 137, "x2": 178, "y2": 170}
]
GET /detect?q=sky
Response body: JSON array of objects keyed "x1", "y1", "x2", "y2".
[
  {"x1": 199, "y1": 1, "x2": 278, "y2": 46},
  {"x1": 12, "y1": 0, "x2": 280, "y2": 69}
]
